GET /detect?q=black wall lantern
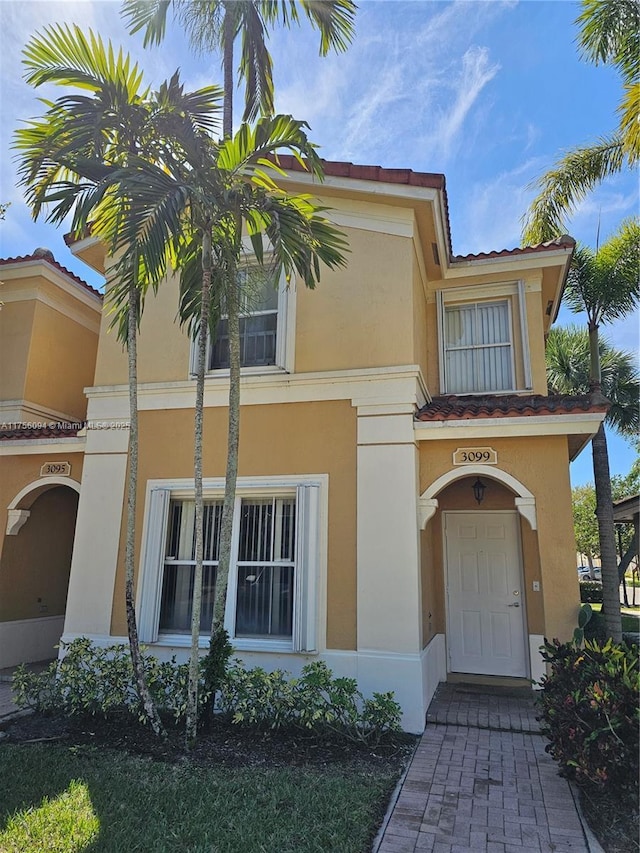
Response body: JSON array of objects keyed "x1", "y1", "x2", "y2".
[{"x1": 472, "y1": 478, "x2": 486, "y2": 504}]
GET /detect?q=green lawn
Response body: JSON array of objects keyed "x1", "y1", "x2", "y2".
[
  {"x1": 0, "y1": 743, "x2": 399, "y2": 853},
  {"x1": 589, "y1": 602, "x2": 640, "y2": 633}
]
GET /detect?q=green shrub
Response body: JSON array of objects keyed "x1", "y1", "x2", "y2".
[
  {"x1": 579, "y1": 581, "x2": 603, "y2": 604},
  {"x1": 219, "y1": 660, "x2": 402, "y2": 744},
  {"x1": 12, "y1": 638, "x2": 209, "y2": 725},
  {"x1": 537, "y1": 637, "x2": 639, "y2": 807},
  {"x1": 12, "y1": 641, "x2": 401, "y2": 744}
]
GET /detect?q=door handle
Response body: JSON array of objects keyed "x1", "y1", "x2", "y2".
[{"x1": 508, "y1": 602, "x2": 520, "y2": 607}]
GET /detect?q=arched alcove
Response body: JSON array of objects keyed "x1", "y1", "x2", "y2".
[{"x1": 418, "y1": 465, "x2": 537, "y2": 530}]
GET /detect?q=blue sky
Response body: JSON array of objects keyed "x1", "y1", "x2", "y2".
[{"x1": 0, "y1": 0, "x2": 637, "y2": 486}]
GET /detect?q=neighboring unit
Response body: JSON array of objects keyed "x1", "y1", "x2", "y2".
[{"x1": 0, "y1": 162, "x2": 606, "y2": 730}]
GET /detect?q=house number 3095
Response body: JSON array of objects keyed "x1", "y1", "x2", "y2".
[
  {"x1": 40, "y1": 461, "x2": 71, "y2": 477},
  {"x1": 452, "y1": 447, "x2": 497, "y2": 465}
]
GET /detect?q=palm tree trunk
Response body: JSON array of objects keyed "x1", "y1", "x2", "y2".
[
  {"x1": 186, "y1": 229, "x2": 213, "y2": 748},
  {"x1": 211, "y1": 259, "x2": 240, "y2": 635},
  {"x1": 592, "y1": 422, "x2": 622, "y2": 642},
  {"x1": 222, "y1": 2, "x2": 234, "y2": 138},
  {"x1": 586, "y1": 322, "x2": 622, "y2": 642},
  {"x1": 588, "y1": 324, "x2": 601, "y2": 392},
  {"x1": 125, "y1": 282, "x2": 164, "y2": 737}
]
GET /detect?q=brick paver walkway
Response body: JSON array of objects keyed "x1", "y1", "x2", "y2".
[{"x1": 375, "y1": 684, "x2": 593, "y2": 853}]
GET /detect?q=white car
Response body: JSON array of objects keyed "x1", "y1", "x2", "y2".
[{"x1": 578, "y1": 566, "x2": 601, "y2": 581}]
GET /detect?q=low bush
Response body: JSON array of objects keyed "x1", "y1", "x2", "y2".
[
  {"x1": 12, "y1": 638, "x2": 209, "y2": 724},
  {"x1": 13, "y1": 640, "x2": 401, "y2": 744},
  {"x1": 537, "y1": 637, "x2": 639, "y2": 809},
  {"x1": 218, "y1": 660, "x2": 402, "y2": 745},
  {"x1": 579, "y1": 581, "x2": 603, "y2": 603}
]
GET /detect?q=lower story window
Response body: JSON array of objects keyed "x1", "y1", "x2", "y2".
[{"x1": 138, "y1": 481, "x2": 320, "y2": 652}]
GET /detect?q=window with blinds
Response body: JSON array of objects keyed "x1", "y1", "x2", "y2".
[
  {"x1": 138, "y1": 480, "x2": 320, "y2": 652},
  {"x1": 158, "y1": 496, "x2": 297, "y2": 639},
  {"x1": 159, "y1": 500, "x2": 222, "y2": 633},
  {"x1": 235, "y1": 498, "x2": 296, "y2": 638},
  {"x1": 443, "y1": 300, "x2": 514, "y2": 393},
  {"x1": 209, "y1": 267, "x2": 279, "y2": 369}
]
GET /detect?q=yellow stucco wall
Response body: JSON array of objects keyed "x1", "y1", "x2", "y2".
[
  {"x1": 295, "y1": 228, "x2": 415, "y2": 372},
  {"x1": 24, "y1": 300, "x2": 99, "y2": 419},
  {"x1": 412, "y1": 251, "x2": 429, "y2": 379},
  {"x1": 419, "y1": 435, "x2": 578, "y2": 645},
  {"x1": 93, "y1": 270, "x2": 191, "y2": 387},
  {"x1": 93, "y1": 226, "x2": 417, "y2": 385},
  {"x1": 0, "y1": 300, "x2": 35, "y2": 403},
  {"x1": 109, "y1": 400, "x2": 357, "y2": 649}
]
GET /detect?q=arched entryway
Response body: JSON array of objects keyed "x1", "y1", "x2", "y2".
[
  {"x1": 419, "y1": 468, "x2": 539, "y2": 681},
  {"x1": 1, "y1": 478, "x2": 80, "y2": 668}
]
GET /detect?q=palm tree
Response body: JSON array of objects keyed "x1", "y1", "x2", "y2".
[
  {"x1": 122, "y1": 0, "x2": 356, "y2": 137},
  {"x1": 546, "y1": 219, "x2": 640, "y2": 641},
  {"x1": 546, "y1": 327, "x2": 640, "y2": 437},
  {"x1": 14, "y1": 23, "x2": 223, "y2": 735},
  {"x1": 522, "y1": 0, "x2": 639, "y2": 244},
  {"x1": 109, "y1": 114, "x2": 348, "y2": 744},
  {"x1": 123, "y1": 0, "x2": 356, "y2": 713}
]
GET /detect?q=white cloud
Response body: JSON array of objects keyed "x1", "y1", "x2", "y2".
[{"x1": 420, "y1": 46, "x2": 499, "y2": 163}]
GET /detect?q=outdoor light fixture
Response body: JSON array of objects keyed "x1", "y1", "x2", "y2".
[{"x1": 472, "y1": 478, "x2": 486, "y2": 504}]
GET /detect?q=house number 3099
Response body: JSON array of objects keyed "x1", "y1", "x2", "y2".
[{"x1": 452, "y1": 447, "x2": 497, "y2": 465}]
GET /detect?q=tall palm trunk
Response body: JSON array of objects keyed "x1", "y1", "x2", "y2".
[
  {"x1": 212, "y1": 258, "x2": 240, "y2": 636},
  {"x1": 588, "y1": 321, "x2": 622, "y2": 641},
  {"x1": 592, "y1": 423, "x2": 622, "y2": 641},
  {"x1": 125, "y1": 281, "x2": 165, "y2": 737},
  {"x1": 186, "y1": 228, "x2": 213, "y2": 747},
  {"x1": 205, "y1": 6, "x2": 238, "y2": 664},
  {"x1": 222, "y1": 3, "x2": 234, "y2": 139}
]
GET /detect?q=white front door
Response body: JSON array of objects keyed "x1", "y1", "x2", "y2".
[{"x1": 444, "y1": 511, "x2": 527, "y2": 677}]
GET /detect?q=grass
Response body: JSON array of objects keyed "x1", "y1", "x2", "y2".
[
  {"x1": 0, "y1": 742, "x2": 399, "y2": 853},
  {"x1": 588, "y1": 603, "x2": 640, "y2": 633}
]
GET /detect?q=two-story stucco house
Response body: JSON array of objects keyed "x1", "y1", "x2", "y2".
[{"x1": 0, "y1": 161, "x2": 607, "y2": 730}]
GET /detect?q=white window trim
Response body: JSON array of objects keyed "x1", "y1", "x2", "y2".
[
  {"x1": 437, "y1": 280, "x2": 531, "y2": 395},
  {"x1": 189, "y1": 268, "x2": 297, "y2": 377},
  {"x1": 137, "y1": 475, "x2": 327, "y2": 654}
]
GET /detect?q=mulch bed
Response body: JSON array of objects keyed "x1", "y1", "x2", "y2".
[
  {"x1": 579, "y1": 787, "x2": 640, "y2": 853},
  {"x1": 0, "y1": 711, "x2": 416, "y2": 774}
]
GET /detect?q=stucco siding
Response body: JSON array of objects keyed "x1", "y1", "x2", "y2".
[{"x1": 109, "y1": 400, "x2": 357, "y2": 650}]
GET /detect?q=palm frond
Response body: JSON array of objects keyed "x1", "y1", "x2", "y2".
[
  {"x1": 122, "y1": 0, "x2": 172, "y2": 48},
  {"x1": 239, "y1": 2, "x2": 274, "y2": 123},
  {"x1": 577, "y1": 0, "x2": 639, "y2": 83},
  {"x1": 564, "y1": 220, "x2": 640, "y2": 325},
  {"x1": 23, "y1": 24, "x2": 146, "y2": 99},
  {"x1": 546, "y1": 325, "x2": 639, "y2": 436},
  {"x1": 522, "y1": 136, "x2": 626, "y2": 244}
]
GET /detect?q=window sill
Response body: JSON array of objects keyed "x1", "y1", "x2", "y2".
[
  {"x1": 156, "y1": 633, "x2": 296, "y2": 654},
  {"x1": 190, "y1": 365, "x2": 288, "y2": 380},
  {"x1": 442, "y1": 388, "x2": 531, "y2": 397}
]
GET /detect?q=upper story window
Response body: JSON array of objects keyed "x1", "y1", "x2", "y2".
[
  {"x1": 444, "y1": 300, "x2": 513, "y2": 393},
  {"x1": 207, "y1": 267, "x2": 287, "y2": 371},
  {"x1": 437, "y1": 282, "x2": 532, "y2": 395}
]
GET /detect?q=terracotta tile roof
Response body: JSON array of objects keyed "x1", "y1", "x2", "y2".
[
  {"x1": 272, "y1": 155, "x2": 454, "y2": 253},
  {"x1": 273, "y1": 156, "x2": 577, "y2": 267},
  {"x1": 0, "y1": 424, "x2": 84, "y2": 441},
  {"x1": 416, "y1": 393, "x2": 609, "y2": 422},
  {"x1": 0, "y1": 250, "x2": 102, "y2": 299},
  {"x1": 274, "y1": 154, "x2": 446, "y2": 191},
  {"x1": 452, "y1": 235, "x2": 576, "y2": 263}
]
